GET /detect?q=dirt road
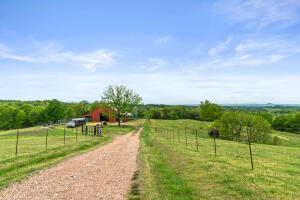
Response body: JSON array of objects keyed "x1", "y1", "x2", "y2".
[{"x1": 0, "y1": 128, "x2": 142, "y2": 200}]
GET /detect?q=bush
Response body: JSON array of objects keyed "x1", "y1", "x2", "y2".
[{"x1": 208, "y1": 128, "x2": 220, "y2": 138}]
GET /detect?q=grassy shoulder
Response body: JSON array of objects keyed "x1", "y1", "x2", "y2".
[
  {"x1": 137, "y1": 119, "x2": 300, "y2": 200},
  {"x1": 0, "y1": 124, "x2": 134, "y2": 191},
  {"x1": 132, "y1": 121, "x2": 196, "y2": 200}
]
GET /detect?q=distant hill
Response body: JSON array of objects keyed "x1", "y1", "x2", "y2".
[{"x1": 168, "y1": 103, "x2": 300, "y2": 107}]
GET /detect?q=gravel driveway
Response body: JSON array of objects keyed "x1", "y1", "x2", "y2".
[{"x1": 0, "y1": 128, "x2": 142, "y2": 200}]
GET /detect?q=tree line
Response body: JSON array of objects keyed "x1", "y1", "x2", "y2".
[
  {"x1": 0, "y1": 100, "x2": 98, "y2": 130},
  {"x1": 0, "y1": 85, "x2": 143, "y2": 130}
]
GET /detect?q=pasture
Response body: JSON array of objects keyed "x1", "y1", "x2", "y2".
[
  {"x1": 0, "y1": 122, "x2": 135, "y2": 190},
  {"x1": 138, "y1": 119, "x2": 300, "y2": 200}
]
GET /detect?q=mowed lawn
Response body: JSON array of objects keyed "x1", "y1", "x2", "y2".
[
  {"x1": 0, "y1": 122, "x2": 135, "y2": 190},
  {"x1": 139, "y1": 119, "x2": 300, "y2": 200}
]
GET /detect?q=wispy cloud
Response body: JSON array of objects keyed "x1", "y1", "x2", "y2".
[
  {"x1": 214, "y1": 0, "x2": 300, "y2": 28},
  {"x1": 153, "y1": 35, "x2": 172, "y2": 44},
  {"x1": 139, "y1": 58, "x2": 166, "y2": 72},
  {"x1": 208, "y1": 36, "x2": 232, "y2": 56},
  {"x1": 0, "y1": 42, "x2": 117, "y2": 71},
  {"x1": 190, "y1": 36, "x2": 300, "y2": 70},
  {"x1": 0, "y1": 43, "x2": 33, "y2": 62}
]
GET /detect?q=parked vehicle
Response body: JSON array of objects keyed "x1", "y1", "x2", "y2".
[
  {"x1": 72, "y1": 118, "x2": 86, "y2": 126},
  {"x1": 67, "y1": 121, "x2": 76, "y2": 128}
]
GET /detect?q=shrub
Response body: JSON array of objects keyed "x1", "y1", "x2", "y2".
[{"x1": 208, "y1": 128, "x2": 220, "y2": 138}]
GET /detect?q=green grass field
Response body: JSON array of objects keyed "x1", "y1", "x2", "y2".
[
  {"x1": 138, "y1": 119, "x2": 300, "y2": 200},
  {"x1": 0, "y1": 123, "x2": 135, "y2": 190}
]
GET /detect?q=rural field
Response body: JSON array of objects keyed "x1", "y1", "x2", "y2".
[
  {"x1": 133, "y1": 119, "x2": 300, "y2": 200},
  {"x1": 1, "y1": 1, "x2": 300, "y2": 199},
  {"x1": 0, "y1": 122, "x2": 135, "y2": 191}
]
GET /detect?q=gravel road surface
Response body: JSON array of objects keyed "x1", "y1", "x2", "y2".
[{"x1": 0, "y1": 128, "x2": 141, "y2": 200}]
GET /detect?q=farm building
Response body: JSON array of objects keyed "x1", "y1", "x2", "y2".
[{"x1": 84, "y1": 107, "x2": 128, "y2": 122}]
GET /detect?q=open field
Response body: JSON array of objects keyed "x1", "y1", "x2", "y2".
[
  {"x1": 138, "y1": 119, "x2": 300, "y2": 200},
  {"x1": 0, "y1": 122, "x2": 137, "y2": 190}
]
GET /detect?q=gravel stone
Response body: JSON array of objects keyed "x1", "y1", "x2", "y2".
[{"x1": 0, "y1": 129, "x2": 142, "y2": 200}]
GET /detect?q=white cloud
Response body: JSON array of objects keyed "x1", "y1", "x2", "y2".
[
  {"x1": 208, "y1": 36, "x2": 232, "y2": 56},
  {"x1": 191, "y1": 36, "x2": 300, "y2": 70},
  {"x1": 0, "y1": 42, "x2": 117, "y2": 71},
  {"x1": 153, "y1": 35, "x2": 172, "y2": 44},
  {"x1": 215, "y1": 0, "x2": 300, "y2": 28}
]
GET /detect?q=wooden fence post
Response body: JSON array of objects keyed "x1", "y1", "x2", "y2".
[
  {"x1": 85, "y1": 128, "x2": 87, "y2": 141},
  {"x1": 45, "y1": 128, "x2": 48, "y2": 150},
  {"x1": 247, "y1": 128, "x2": 254, "y2": 170},
  {"x1": 92, "y1": 127, "x2": 94, "y2": 144},
  {"x1": 76, "y1": 127, "x2": 78, "y2": 142},
  {"x1": 15, "y1": 129, "x2": 19, "y2": 156},
  {"x1": 195, "y1": 129, "x2": 199, "y2": 151}
]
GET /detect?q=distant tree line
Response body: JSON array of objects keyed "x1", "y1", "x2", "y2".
[
  {"x1": 144, "y1": 100, "x2": 300, "y2": 138},
  {"x1": 0, "y1": 99, "x2": 99, "y2": 130},
  {"x1": 272, "y1": 113, "x2": 300, "y2": 133}
]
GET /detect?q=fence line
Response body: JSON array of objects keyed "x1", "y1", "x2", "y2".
[
  {"x1": 149, "y1": 121, "x2": 300, "y2": 170},
  {"x1": 0, "y1": 124, "x2": 103, "y2": 162}
]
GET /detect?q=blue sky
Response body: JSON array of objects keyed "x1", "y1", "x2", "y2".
[{"x1": 1, "y1": 0, "x2": 300, "y2": 104}]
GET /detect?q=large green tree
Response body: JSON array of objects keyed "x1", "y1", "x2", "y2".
[
  {"x1": 45, "y1": 99, "x2": 64, "y2": 123},
  {"x1": 199, "y1": 100, "x2": 224, "y2": 122},
  {"x1": 15, "y1": 110, "x2": 27, "y2": 128},
  {"x1": 28, "y1": 106, "x2": 46, "y2": 125},
  {"x1": 101, "y1": 85, "x2": 142, "y2": 126},
  {"x1": 214, "y1": 112, "x2": 271, "y2": 144}
]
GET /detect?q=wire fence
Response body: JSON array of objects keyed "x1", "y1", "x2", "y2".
[
  {"x1": 0, "y1": 124, "x2": 103, "y2": 162},
  {"x1": 150, "y1": 120, "x2": 300, "y2": 170}
]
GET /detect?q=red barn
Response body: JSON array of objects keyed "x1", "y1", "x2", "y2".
[{"x1": 84, "y1": 107, "x2": 128, "y2": 122}]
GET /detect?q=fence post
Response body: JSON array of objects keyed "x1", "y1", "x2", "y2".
[
  {"x1": 195, "y1": 129, "x2": 199, "y2": 151},
  {"x1": 76, "y1": 127, "x2": 78, "y2": 142},
  {"x1": 92, "y1": 127, "x2": 94, "y2": 144},
  {"x1": 45, "y1": 128, "x2": 48, "y2": 150},
  {"x1": 15, "y1": 129, "x2": 19, "y2": 156},
  {"x1": 185, "y1": 127, "x2": 187, "y2": 147},
  {"x1": 85, "y1": 128, "x2": 87, "y2": 141},
  {"x1": 247, "y1": 128, "x2": 254, "y2": 170}
]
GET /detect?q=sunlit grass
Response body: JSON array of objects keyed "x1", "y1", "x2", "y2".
[
  {"x1": 0, "y1": 124, "x2": 134, "y2": 190},
  {"x1": 139, "y1": 119, "x2": 300, "y2": 199}
]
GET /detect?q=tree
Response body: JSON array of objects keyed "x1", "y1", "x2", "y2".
[
  {"x1": 45, "y1": 99, "x2": 64, "y2": 123},
  {"x1": 15, "y1": 110, "x2": 27, "y2": 128},
  {"x1": 0, "y1": 105, "x2": 18, "y2": 130},
  {"x1": 272, "y1": 115, "x2": 287, "y2": 131},
  {"x1": 64, "y1": 105, "x2": 77, "y2": 119},
  {"x1": 28, "y1": 106, "x2": 46, "y2": 125},
  {"x1": 199, "y1": 100, "x2": 224, "y2": 121},
  {"x1": 101, "y1": 85, "x2": 142, "y2": 126},
  {"x1": 213, "y1": 112, "x2": 271, "y2": 143}
]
